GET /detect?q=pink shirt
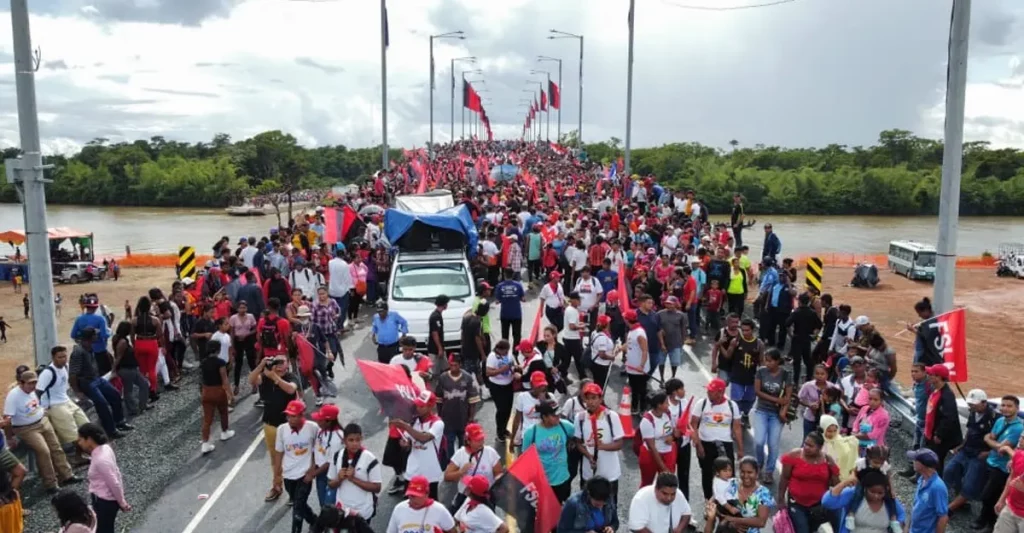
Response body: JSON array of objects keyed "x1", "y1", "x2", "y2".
[
  {"x1": 350, "y1": 263, "x2": 368, "y2": 283},
  {"x1": 88, "y1": 444, "x2": 127, "y2": 506},
  {"x1": 228, "y1": 313, "x2": 257, "y2": 338}
]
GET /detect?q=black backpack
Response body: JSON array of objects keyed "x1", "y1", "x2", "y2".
[
  {"x1": 34, "y1": 365, "x2": 57, "y2": 401},
  {"x1": 260, "y1": 318, "x2": 282, "y2": 350},
  {"x1": 332, "y1": 448, "x2": 380, "y2": 518}
]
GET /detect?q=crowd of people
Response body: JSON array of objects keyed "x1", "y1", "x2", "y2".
[{"x1": 0, "y1": 139, "x2": 1021, "y2": 533}]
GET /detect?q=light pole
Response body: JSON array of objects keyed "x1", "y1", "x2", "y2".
[
  {"x1": 548, "y1": 30, "x2": 583, "y2": 147},
  {"x1": 462, "y1": 72, "x2": 483, "y2": 139},
  {"x1": 538, "y1": 56, "x2": 562, "y2": 142},
  {"x1": 530, "y1": 70, "x2": 551, "y2": 142},
  {"x1": 429, "y1": 30, "x2": 464, "y2": 158},
  {"x1": 450, "y1": 56, "x2": 475, "y2": 141},
  {"x1": 624, "y1": 0, "x2": 635, "y2": 176}
]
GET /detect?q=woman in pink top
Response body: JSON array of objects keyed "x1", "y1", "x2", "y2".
[
  {"x1": 77, "y1": 423, "x2": 130, "y2": 533},
  {"x1": 348, "y1": 254, "x2": 369, "y2": 322},
  {"x1": 851, "y1": 388, "x2": 890, "y2": 454},
  {"x1": 51, "y1": 490, "x2": 97, "y2": 533}
]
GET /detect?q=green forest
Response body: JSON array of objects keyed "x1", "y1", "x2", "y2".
[{"x1": 1, "y1": 128, "x2": 1023, "y2": 215}]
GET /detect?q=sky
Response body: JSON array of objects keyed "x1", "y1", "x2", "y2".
[{"x1": 0, "y1": 0, "x2": 1021, "y2": 155}]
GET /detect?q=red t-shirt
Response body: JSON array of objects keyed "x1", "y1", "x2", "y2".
[
  {"x1": 256, "y1": 316, "x2": 292, "y2": 356},
  {"x1": 705, "y1": 288, "x2": 724, "y2": 312},
  {"x1": 682, "y1": 277, "x2": 697, "y2": 305},
  {"x1": 781, "y1": 452, "x2": 839, "y2": 507},
  {"x1": 1007, "y1": 451, "x2": 1024, "y2": 516}
]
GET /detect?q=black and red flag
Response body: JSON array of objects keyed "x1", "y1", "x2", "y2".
[
  {"x1": 540, "y1": 89, "x2": 548, "y2": 111},
  {"x1": 323, "y1": 205, "x2": 366, "y2": 245},
  {"x1": 462, "y1": 80, "x2": 482, "y2": 112},
  {"x1": 548, "y1": 80, "x2": 560, "y2": 109},
  {"x1": 491, "y1": 446, "x2": 561, "y2": 532},
  {"x1": 355, "y1": 359, "x2": 420, "y2": 421}
]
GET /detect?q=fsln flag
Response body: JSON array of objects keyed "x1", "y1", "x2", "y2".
[
  {"x1": 919, "y1": 308, "x2": 969, "y2": 382},
  {"x1": 548, "y1": 80, "x2": 560, "y2": 109},
  {"x1": 491, "y1": 446, "x2": 561, "y2": 533},
  {"x1": 354, "y1": 359, "x2": 420, "y2": 421}
]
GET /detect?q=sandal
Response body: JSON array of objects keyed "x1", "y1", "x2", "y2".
[{"x1": 265, "y1": 487, "x2": 282, "y2": 502}]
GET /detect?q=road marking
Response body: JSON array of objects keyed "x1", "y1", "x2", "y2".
[{"x1": 181, "y1": 432, "x2": 265, "y2": 533}]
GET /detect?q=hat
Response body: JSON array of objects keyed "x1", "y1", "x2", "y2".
[
  {"x1": 549, "y1": 271, "x2": 562, "y2": 279},
  {"x1": 849, "y1": 355, "x2": 866, "y2": 365},
  {"x1": 966, "y1": 389, "x2": 988, "y2": 405},
  {"x1": 907, "y1": 448, "x2": 940, "y2": 469},
  {"x1": 606, "y1": 290, "x2": 618, "y2": 302},
  {"x1": 926, "y1": 364, "x2": 950, "y2": 380},
  {"x1": 376, "y1": 301, "x2": 388, "y2": 311},
  {"x1": 465, "y1": 423, "x2": 486, "y2": 442},
  {"x1": 447, "y1": 353, "x2": 459, "y2": 365},
  {"x1": 312, "y1": 404, "x2": 340, "y2": 422},
  {"x1": 518, "y1": 339, "x2": 535, "y2": 354},
  {"x1": 18, "y1": 370, "x2": 38, "y2": 383},
  {"x1": 181, "y1": 277, "x2": 195, "y2": 286},
  {"x1": 854, "y1": 315, "x2": 871, "y2": 326},
  {"x1": 413, "y1": 390, "x2": 437, "y2": 407},
  {"x1": 707, "y1": 378, "x2": 728, "y2": 393},
  {"x1": 623, "y1": 309, "x2": 638, "y2": 322},
  {"x1": 582, "y1": 383, "x2": 603, "y2": 397},
  {"x1": 478, "y1": 281, "x2": 492, "y2": 291},
  {"x1": 596, "y1": 315, "x2": 611, "y2": 327},
  {"x1": 405, "y1": 475, "x2": 431, "y2": 498},
  {"x1": 529, "y1": 370, "x2": 548, "y2": 388},
  {"x1": 665, "y1": 295, "x2": 680, "y2": 306},
  {"x1": 415, "y1": 357, "x2": 434, "y2": 374},
  {"x1": 283, "y1": 400, "x2": 306, "y2": 417},
  {"x1": 238, "y1": 237, "x2": 247, "y2": 244},
  {"x1": 646, "y1": 247, "x2": 656, "y2": 255},
  {"x1": 462, "y1": 474, "x2": 491, "y2": 497},
  {"x1": 83, "y1": 295, "x2": 99, "y2": 308},
  {"x1": 296, "y1": 305, "x2": 312, "y2": 318}
]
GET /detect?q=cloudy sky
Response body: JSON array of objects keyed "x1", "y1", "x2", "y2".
[{"x1": 0, "y1": 0, "x2": 1021, "y2": 155}]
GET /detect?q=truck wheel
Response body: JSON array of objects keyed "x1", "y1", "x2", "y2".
[{"x1": 69, "y1": 274, "x2": 79, "y2": 284}]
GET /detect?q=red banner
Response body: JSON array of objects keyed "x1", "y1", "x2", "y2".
[
  {"x1": 492, "y1": 446, "x2": 561, "y2": 533},
  {"x1": 924, "y1": 308, "x2": 968, "y2": 382},
  {"x1": 355, "y1": 359, "x2": 420, "y2": 421}
]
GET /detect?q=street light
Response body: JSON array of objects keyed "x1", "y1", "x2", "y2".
[
  {"x1": 450, "y1": 56, "x2": 475, "y2": 142},
  {"x1": 530, "y1": 69, "x2": 551, "y2": 142},
  {"x1": 548, "y1": 30, "x2": 583, "y2": 147},
  {"x1": 538, "y1": 55, "x2": 563, "y2": 141},
  {"x1": 429, "y1": 30, "x2": 465, "y2": 158}
]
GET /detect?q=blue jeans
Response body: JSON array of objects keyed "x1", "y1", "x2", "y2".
[
  {"x1": 943, "y1": 448, "x2": 986, "y2": 500},
  {"x1": 803, "y1": 418, "x2": 818, "y2": 438},
  {"x1": 315, "y1": 471, "x2": 337, "y2": 509},
  {"x1": 666, "y1": 347, "x2": 683, "y2": 367},
  {"x1": 444, "y1": 430, "x2": 464, "y2": 465},
  {"x1": 788, "y1": 501, "x2": 834, "y2": 533},
  {"x1": 332, "y1": 294, "x2": 350, "y2": 329},
  {"x1": 647, "y1": 349, "x2": 664, "y2": 375},
  {"x1": 85, "y1": 378, "x2": 125, "y2": 436},
  {"x1": 315, "y1": 330, "x2": 343, "y2": 366},
  {"x1": 754, "y1": 409, "x2": 783, "y2": 474},
  {"x1": 729, "y1": 383, "x2": 755, "y2": 415}
]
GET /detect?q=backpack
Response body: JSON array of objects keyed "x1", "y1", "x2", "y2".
[
  {"x1": 697, "y1": 398, "x2": 738, "y2": 435},
  {"x1": 332, "y1": 448, "x2": 380, "y2": 518},
  {"x1": 260, "y1": 318, "x2": 282, "y2": 350},
  {"x1": 34, "y1": 365, "x2": 57, "y2": 402},
  {"x1": 632, "y1": 412, "x2": 657, "y2": 455}
]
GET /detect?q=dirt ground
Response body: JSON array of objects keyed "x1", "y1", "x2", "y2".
[
  {"x1": 0, "y1": 265, "x2": 1020, "y2": 396},
  {"x1": 819, "y1": 266, "x2": 1023, "y2": 398}
]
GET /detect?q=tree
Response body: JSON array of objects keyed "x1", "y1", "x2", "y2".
[
  {"x1": 254, "y1": 179, "x2": 285, "y2": 226},
  {"x1": 729, "y1": 139, "x2": 739, "y2": 151}
]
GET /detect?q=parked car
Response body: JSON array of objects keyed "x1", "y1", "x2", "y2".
[{"x1": 54, "y1": 261, "x2": 106, "y2": 284}]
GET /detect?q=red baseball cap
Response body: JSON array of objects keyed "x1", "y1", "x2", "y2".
[
  {"x1": 582, "y1": 383, "x2": 603, "y2": 397},
  {"x1": 462, "y1": 474, "x2": 490, "y2": 497},
  {"x1": 283, "y1": 399, "x2": 306, "y2": 417},
  {"x1": 518, "y1": 339, "x2": 535, "y2": 354},
  {"x1": 707, "y1": 378, "x2": 728, "y2": 393},
  {"x1": 623, "y1": 309, "x2": 638, "y2": 322},
  {"x1": 405, "y1": 475, "x2": 430, "y2": 498},
  {"x1": 415, "y1": 357, "x2": 434, "y2": 373},
  {"x1": 606, "y1": 289, "x2": 618, "y2": 302},
  {"x1": 596, "y1": 315, "x2": 611, "y2": 327},
  {"x1": 447, "y1": 353, "x2": 459, "y2": 365},
  {"x1": 465, "y1": 423, "x2": 486, "y2": 442},
  {"x1": 549, "y1": 271, "x2": 562, "y2": 279},
  {"x1": 311, "y1": 404, "x2": 340, "y2": 422},
  {"x1": 530, "y1": 370, "x2": 548, "y2": 388},
  {"x1": 926, "y1": 364, "x2": 950, "y2": 379},
  {"x1": 413, "y1": 390, "x2": 437, "y2": 407}
]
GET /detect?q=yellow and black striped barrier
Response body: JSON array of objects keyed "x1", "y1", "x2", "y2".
[
  {"x1": 805, "y1": 256, "x2": 823, "y2": 292},
  {"x1": 177, "y1": 246, "x2": 197, "y2": 280}
]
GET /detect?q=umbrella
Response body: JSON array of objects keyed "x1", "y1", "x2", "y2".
[{"x1": 358, "y1": 204, "x2": 385, "y2": 216}]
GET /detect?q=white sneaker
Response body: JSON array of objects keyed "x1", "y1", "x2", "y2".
[
  {"x1": 201, "y1": 441, "x2": 215, "y2": 454},
  {"x1": 220, "y1": 429, "x2": 235, "y2": 441}
]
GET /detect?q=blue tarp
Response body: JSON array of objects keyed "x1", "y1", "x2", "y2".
[
  {"x1": 490, "y1": 164, "x2": 519, "y2": 182},
  {"x1": 383, "y1": 204, "x2": 478, "y2": 258}
]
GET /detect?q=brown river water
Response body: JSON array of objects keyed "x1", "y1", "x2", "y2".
[{"x1": 0, "y1": 204, "x2": 1021, "y2": 257}]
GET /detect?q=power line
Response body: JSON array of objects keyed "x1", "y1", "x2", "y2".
[{"x1": 657, "y1": 0, "x2": 797, "y2": 11}]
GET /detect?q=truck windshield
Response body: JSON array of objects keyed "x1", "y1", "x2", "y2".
[
  {"x1": 392, "y1": 263, "x2": 471, "y2": 301},
  {"x1": 914, "y1": 252, "x2": 936, "y2": 268}
]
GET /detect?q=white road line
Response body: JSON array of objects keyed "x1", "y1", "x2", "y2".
[{"x1": 181, "y1": 432, "x2": 265, "y2": 533}]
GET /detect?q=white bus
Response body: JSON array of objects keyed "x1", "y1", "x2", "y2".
[{"x1": 887, "y1": 240, "x2": 937, "y2": 281}]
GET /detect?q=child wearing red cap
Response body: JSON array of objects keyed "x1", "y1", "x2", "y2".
[
  {"x1": 453, "y1": 474, "x2": 507, "y2": 533},
  {"x1": 385, "y1": 475, "x2": 455, "y2": 533}
]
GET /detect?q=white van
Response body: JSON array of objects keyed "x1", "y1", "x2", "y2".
[
  {"x1": 887, "y1": 240, "x2": 937, "y2": 281},
  {"x1": 387, "y1": 249, "x2": 475, "y2": 352}
]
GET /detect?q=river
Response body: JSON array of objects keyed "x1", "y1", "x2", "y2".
[{"x1": 0, "y1": 204, "x2": 1021, "y2": 257}]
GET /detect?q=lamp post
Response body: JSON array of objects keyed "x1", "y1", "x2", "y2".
[
  {"x1": 537, "y1": 56, "x2": 562, "y2": 142},
  {"x1": 450, "y1": 56, "x2": 475, "y2": 142},
  {"x1": 624, "y1": 0, "x2": 635, "y2": 176},
  {"x1": 548, "y1": 30, "x2": 583, "y2": 147},
  {"x1": 429, "y1": 30, "x2": 464, "y2": 158},
  {"x1": 462, "y1": 72, "x2": 484, "y2": 139},
  {"x1": 530, "y1": 70, "x2": 551, "y2": 142}
]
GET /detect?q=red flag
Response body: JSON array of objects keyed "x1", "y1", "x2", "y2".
[
  {"x1": 617, "y1": 267, "x2": 632, "y2": 313},
  {"x1": 921, "y1": 308, "x2": 968, "y2": 382},
  {"x1": 323, "y1": 205, "x2": 361, "y2": 244},
  {"x1": 492, "y1": 447, "x2": 561, "y2": 533},
  {"x1": 355, "y1": 360, "x2": 421, "y2": 421},
  {"x1": 463, "y1": 80, "x2": 482, "y2": 112},
  {"x1": 548, "y1": 80, "x2": 560, "y2": 109},
  {"x1": 674, "y1": 396, "x2": 696, "y2": 437},
  {"x1": 540, "y1": 89, "x2": 548, "y2": 111}
]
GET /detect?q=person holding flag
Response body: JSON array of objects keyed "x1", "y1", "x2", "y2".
[
  {"x1": 638, "y1": 391, "x2": 679, "y2": 488},
  {"x1": 453, "y1": 474, "x2": 508, "y2": 533},
  {"x1": 665, "y1": 378, "x2": 695, "y2": 501},
  {"x1": 391, "y1": 391, "x2": 446, "y2": 500}
]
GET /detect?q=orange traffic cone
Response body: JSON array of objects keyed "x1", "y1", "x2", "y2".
[{"x1": 618, "y1": 386, "x2": 635, "y2": 438}]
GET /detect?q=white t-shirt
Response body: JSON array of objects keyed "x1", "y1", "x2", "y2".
[
  {"x1": 561, "y1": 396, "x2": 587, "y2": 422},
  {"x1": 313, "y1": 428, "x2": 344, "y2": 467},
  {"x1": 329, "y1": 448, "x2": 382, "y2": 518},
  {"x1": 696, "y1": 398, "x2": 739, "y2": 443},
  {"x1": 562, "y1": 306, "x2": 582, "y2": 340},
  {"x1": 239, "y1": 245, "x2": 258, "y2": 269},
  {"x1": 668, "y1": 396, "x2": 695, "y2": 447},
  {"x1": 211, "y1": 331, "x2": 232, "y2": 363},
  {"x1": 713, "y1": 477, "x2": 731, "y2": 505},
  {"x1": 3, "y1": 387, "x2": 45, "y2": 426},
  {"x1": 386, "y1": 500, "x2": 456, "y2": 533},
  {"x1": 606, "y1": 250, "x2": 626, "y2": 273},
  {"x1": 640, "y1": 411, "x2": 675, "y2": 454},
  {"x1": 449, "y1": 446, "x2": 502, "y2": 492},
  {"x1": 391, "y1": 354, "x2": 420, "y2": 375},
  {"x1": 485, "y1": 351, "x2": 515, "y2": 386},
  {"x1": 516, "y1": 392, "x2": 546, "y2": 433},
  {"x1": 854, "y1": 457, "x2": 891, "y2": 474},
  {"x1": 539, "y1": 282, "x2": 565, "y2": 310},
  {"x1": 628, "y1": 485, "x2": 693, "y2": 532},
  {"x1": 574, "y1": 409, "x2": 624, "y2": 481},
  {"x1": 275, "y1": 420, "x2": 319, "y2": 481},
  {"x1": 574, "y1": 276, "x2": 603, "y2": 313},
  {"x1": 403, "y1": 416, "x2": 445, "y2": 483},
  {"x1": 454, "y1": 500, "x2": 504, "y2": 533},
  {"x1": 625, "y1": 327, "x2": 649, "y2": 375},
  {"x1": 590, "y1": 332, "x2": 615, "y2": 367},
  {"x1": 328, "y1": 258, "x2": 354, "y2": 298},
  {"x1": 35, "y1": 364, "x2": 71, "y2": 408}
]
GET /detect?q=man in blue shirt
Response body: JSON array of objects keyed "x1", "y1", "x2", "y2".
[
  {"x1": 908, "y1": 448, "x2": 949, "y2": 533},
  {"x1": 371, "y1": 302, "x2": 408, "y2": 364},
  {"x1": 495, "y1": 276, "x2": 525, "y2": 348},
  {"x1": 975, "y1": 395, "x2": 1024, "y2": 530},
  {"x1": 943, "y1": 388, "x2": 994, "y2": 516},
  {"x1": 69, "y1": 295, "x2": 111, "y2": 373},
  {"x1": 595, "y1": 259, "x2": 618, "y2": 303}
]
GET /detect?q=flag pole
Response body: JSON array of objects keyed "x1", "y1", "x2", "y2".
[
  {"x1": 557, "y1": 60, "x2": 562, "y2": 142},
  {"x1": 624, "y1": 0, "x2": 635, "y2": 176},
  {"x1": 546, "y1": 72, "x2": 551, "y2": 142},
  {"x1": 380, "y1": 0, "x2": 388, "y2": 169}
]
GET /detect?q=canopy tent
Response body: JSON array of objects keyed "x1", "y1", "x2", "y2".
[
  {"x1": 0, "y1": 227, "x2": 92, "y2": 246},
  {"x1": 383, "y1": 204, "x2": 478, "y2": 258}
]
